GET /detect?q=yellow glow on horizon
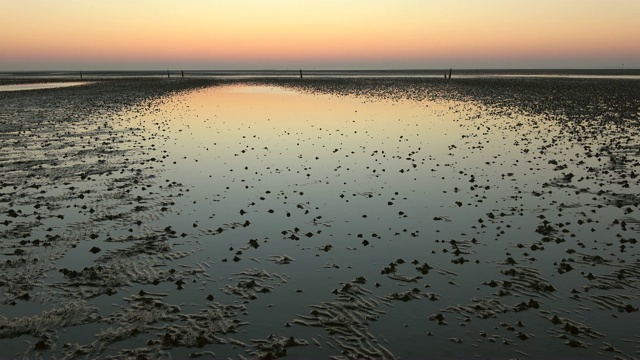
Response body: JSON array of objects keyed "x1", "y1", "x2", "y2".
[{"x1": 2, "y1": 0, "x2": 639, "y2": 69}]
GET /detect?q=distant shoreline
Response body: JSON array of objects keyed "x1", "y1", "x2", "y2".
[{"x1": 1, "y1": 68, "x2": 639, "y2": 81}]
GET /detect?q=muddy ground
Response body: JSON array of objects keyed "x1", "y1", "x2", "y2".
[{"x1": 1, "y1": 77, "x2": 639, "y2": 359}]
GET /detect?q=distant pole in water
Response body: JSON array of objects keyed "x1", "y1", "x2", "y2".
[
  {"x1": 444, "y1": 72, "x2": 447, "y2": 79},
  {"x1": 300, "y1": 69, "x2": 303, "y2": 78},
  {"x1": 449, "y1": 68, "x2": 452, "y2": 79},
  {"x1": 181, "y1": 70, "x2": 184, "y2": 78},
  {"x1": 80, "y1": 71, "x2": 83, "y2": 80},
  {"x1": 167, "y1": 70, "x2": 170, "y2": 79}
]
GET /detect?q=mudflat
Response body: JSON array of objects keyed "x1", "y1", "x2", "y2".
[{"x1": 1, "y1": 76, "x2": 639, "y2": 359}]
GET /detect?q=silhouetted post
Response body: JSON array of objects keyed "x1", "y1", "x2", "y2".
[
  {"x1": 80, "y1": 71, "x2": 83, "y2": 80},
  {"x1": 449, "y1": 68, "x2": 452, "y2": 79},
  {"x1": 300, "y1": 69, "x2": 303, "y2": 79},
  {"x1": 181, "y1": 71, "x2": 184, "y2": 78},
  {"x1": 444, "y1": 72, "x2": 447, "y2": 79},
  {"x1": 167, "y1": 70, "x2": 170, "y2": 78}
]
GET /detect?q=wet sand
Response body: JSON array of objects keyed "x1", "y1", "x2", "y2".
[{"x1": 1, "y1": 77, "x2": 639, "y2": 359}]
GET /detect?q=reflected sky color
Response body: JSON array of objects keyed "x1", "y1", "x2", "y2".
[
  {"x1": 0, "y1": 82, "x2": 89, "y2": 91},
  {"x1": 2, "y1": 0, "x2": 639, "y2": 70}
]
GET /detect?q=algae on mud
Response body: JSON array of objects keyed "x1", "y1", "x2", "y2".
[{"x1": 1, "y1": 76, "x2": 639, "y2": 359}]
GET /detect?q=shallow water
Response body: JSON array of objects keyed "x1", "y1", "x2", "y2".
[
  {"x1": 0, "y1": 82, "x2": 89, "y2": 92},
  {"x1": 1, "y1": 81, "x2": 638, "y2": 359}
]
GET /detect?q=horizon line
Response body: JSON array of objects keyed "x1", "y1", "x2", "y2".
[{"x1": 1, "y1": 67, "x2": 639, "y2": 74}]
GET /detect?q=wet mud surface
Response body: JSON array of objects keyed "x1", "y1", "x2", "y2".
[{"x1": 1, "y1": 77, "x2": 639, "y2": 359}]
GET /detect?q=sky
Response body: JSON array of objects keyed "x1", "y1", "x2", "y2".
[{"x1": 1, "y1": 0, "x2": 639, "y2": 71}]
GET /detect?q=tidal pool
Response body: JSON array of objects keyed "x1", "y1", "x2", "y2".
[{"x1": 1, "y1": 81, "x2": 638, "y2": 359}]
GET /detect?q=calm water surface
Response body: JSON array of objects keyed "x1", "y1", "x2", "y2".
[{"x1": 0, "y1": 82, "x2": 89, "y2": 92}]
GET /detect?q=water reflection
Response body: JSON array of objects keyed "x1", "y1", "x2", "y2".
[
  {"x1": 0, "y1": 82, "x2": 89, "y2": 92},
  {"x1": 126, "y1": 85, "x2": 473, "y2": 205}
]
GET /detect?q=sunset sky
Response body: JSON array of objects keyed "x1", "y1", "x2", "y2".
[{"x1": 2, "y1": 0, "x2": 639, "y2": 70}]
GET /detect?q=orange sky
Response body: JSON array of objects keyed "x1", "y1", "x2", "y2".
[{"x1": 2, "y1": 0, "x2": 639, "y2": 70}]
